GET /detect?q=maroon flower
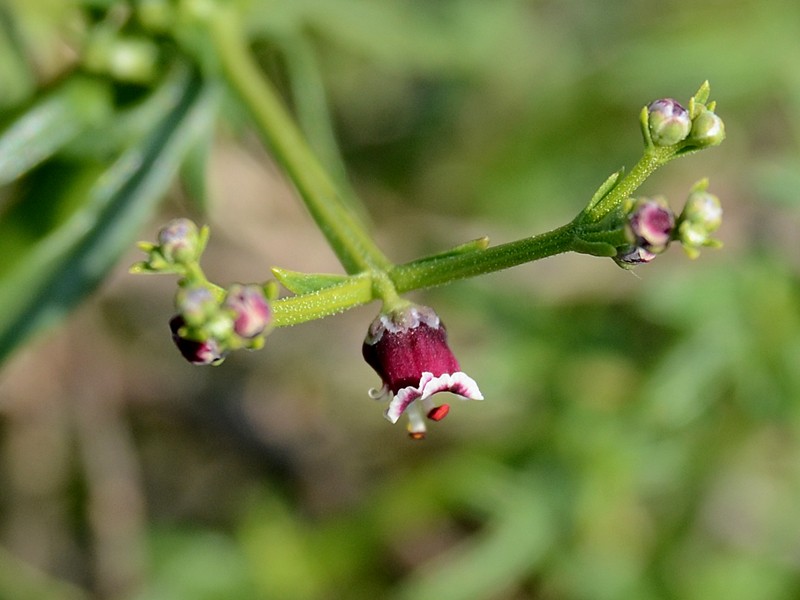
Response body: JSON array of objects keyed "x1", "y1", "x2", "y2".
[
  {"x1": 362, "y1": 305, "x2": 483, "y2": 438},
  {"x1": 169, "y1": 316, "x2": 227, "y2": 365}
]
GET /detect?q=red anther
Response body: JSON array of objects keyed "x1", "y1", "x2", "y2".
[
  {"x1": 408, "y1": 431, "x2": 426, "y2": 440},
  {"x1": 426, "y1": 404, "x2": 450, "y2": 421}
]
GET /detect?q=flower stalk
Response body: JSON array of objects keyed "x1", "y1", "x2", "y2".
[{"x1": 132, "y1": 18, "x2": 726, "y2": 437}]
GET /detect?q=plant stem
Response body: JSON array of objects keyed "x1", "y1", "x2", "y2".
[
  {"x1": 271, "y1": 273, "x2": 374, "y2": 326},
  {"x1": 586, "y1": 146, "x2": 676, "y2": 221},
  {"x1": 390, "y1": 222, "x2": 577, "y2": 293},
  {"x1": 207, "y1": 9, "x2": 392, "y2": 274}
]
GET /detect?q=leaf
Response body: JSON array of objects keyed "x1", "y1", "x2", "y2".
[
  {"x1": 0, "y1": 67, "x2": 218, "y2": 366},
  {"x1": 0, "y1": 75, "x2": 112, "y2": 186},
  {"x1": 271, "y1": 266, "x2": 349, "y2": 294},
  {"x1": 179, "y1": 117, "x2": 215, "y2": 213},
  {"x1": 0, "y1": 6, "x2": 36, "y2": 108},
  {"x1": 403, "y1": 237, "x2": 491, "y2": 266}
]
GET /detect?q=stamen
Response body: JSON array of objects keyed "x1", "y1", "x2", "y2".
[
  {"x1": 405, "y1": 403, "x2": 427, "y2": 439},
  {"x1": 427, "y1": 404, "x2": 450, "y2": 421}
]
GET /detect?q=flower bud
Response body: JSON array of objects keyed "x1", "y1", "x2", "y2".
[
  {"x1": 647, "y1": 99, "x2": 691, "y2": 146},
  {"x1": 223, "y1": 284, "x2": 272, "y2": 339},
  {"x1": 676, "y1": 189, "x2": 723, "y2": 258},
  {"x1": 689, "y1": 109, "x2": 725, "y2": 147},
  {"x1": 169, "y1": 316, "x2": 226, "y2": 365},
  {"x1": 626, "y1": 196, "x2": 675, "y2": 253},
  {"x1": 682, "y1": 190, "x2": 722, "y2": 231},
  {"x1": 157, "y1": 218, "x2": 200, "y2": 265},
  {"x1": 175, "y1": 285, "x2": 218, "y2": 327}
]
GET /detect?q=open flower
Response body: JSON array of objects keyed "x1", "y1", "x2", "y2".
[{"x1": 362, "y1": 304, "x2": 483, "y2": 439}]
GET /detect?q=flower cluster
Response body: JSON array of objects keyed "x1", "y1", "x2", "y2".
[
  {"x1": 613, "y1": 181, "x2": 723, "y2": 268},
  {"x1": 362, "y1": 304, "x2": 483, "y2": 439},
  {"x1": 645, "y1": 94, "x2": 725, "y2": 149},
  {"x1": 134, "y1": 219, "x2": 273, "y2": 365}
]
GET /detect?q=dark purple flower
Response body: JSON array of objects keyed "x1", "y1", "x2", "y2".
[
  {"x1": 362, "y1": 305, "x2": 483, "y2": 438},
  {"x1": 223, "y1": 284, "x2": 272, "y2": 339},
  {"x1": 169, "y1": 316, "x2": 226, "y2": 365}
]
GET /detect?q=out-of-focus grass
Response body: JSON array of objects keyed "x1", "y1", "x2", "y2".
[{"x1": 1, "y1": 1, "x2": 800, "y2": 599}]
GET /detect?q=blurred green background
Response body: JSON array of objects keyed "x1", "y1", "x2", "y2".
[{"x1": 1, "y1": 0, "x2": 800, "y2": 599}]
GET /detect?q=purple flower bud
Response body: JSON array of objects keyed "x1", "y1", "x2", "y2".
[
  {"x1": 648, "y1": 99, "x2": 691, "y2": 146},
  {"x1": 689, "y1": 109, "x2": 725, "y2": 147},
  {"x1": 627, "y1": 197, "x2": 675, "y2": 253},
  {"x1": 223, "y1": 284, "x2": 272, "y2": 339},
  {"x1": 157, "y1": 218, "x2": 200, "y2": 264},
  {"x1": 362, "y1": 304, "x2": 483, "y2": 439},
  {"x1": 169, "y1": 316, "x2": 226, "y2": 365},
  {"x1": 175, "y1": 285, "x2": 218, "y2": 327}
]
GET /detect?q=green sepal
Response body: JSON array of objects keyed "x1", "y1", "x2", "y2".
[
  {"x1": 639, "y1": 105, "x2": 654, "y2": 149},
  {"x1": 690, "y1": 80, "x2": 711, "y2": 115},
  {"x1": 271, "y1": 267, "x2": 350, "y2": 294}
]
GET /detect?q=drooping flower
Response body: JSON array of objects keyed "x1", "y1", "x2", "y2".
[{"x1": 362, "y1": 304, "x2": 483, "y2": 439}]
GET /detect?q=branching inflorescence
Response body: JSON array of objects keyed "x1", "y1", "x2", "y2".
[{"x1": 133, "y1": 8, "x2": 726, "y2": 439}]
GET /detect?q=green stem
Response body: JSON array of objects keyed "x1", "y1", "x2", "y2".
[
  {"x1": 271, "y1": 273, "x2": 373, "y2": 326},
  {"x1": 264, "y1": 144, "x2": 689, "y2": 323},
  {"x1": 586, "y1": 146, "x2": 677, "y2": 221},
  {"x1": 390, "y1": 222, "x2": 577, "y2": 293},
  {"x1": 207, "y1": 9, "x2": 392, "y2": 274}
]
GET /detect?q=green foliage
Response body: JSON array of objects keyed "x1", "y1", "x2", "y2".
[{"x1": 1, "y1": 1, "x2": 800, "y2": 599}]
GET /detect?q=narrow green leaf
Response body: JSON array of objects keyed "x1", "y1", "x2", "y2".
[
  {"x1": 0, "y1": 68, "x2": 217, "y2": 365},
  {"x1": 0, "y1": 7, "x2": 36, "y2": 107},
  {"x1": 0, "y1": 76, "x2": 112, "y2": 186},
  {"x1": 179, "y1": 125, "x2": 213, "y2": 212},
  {"x1": 271, "y1": 266, "x2": 350, "y2": 294},
  {"x1": 585, "y1": 168, "x2": 624, "y2": 213}
]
